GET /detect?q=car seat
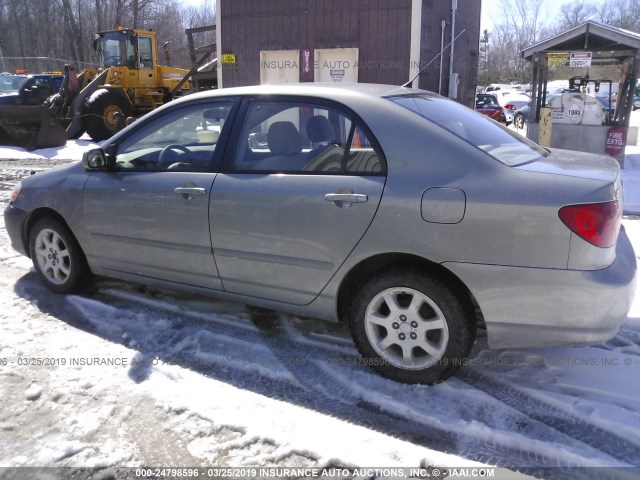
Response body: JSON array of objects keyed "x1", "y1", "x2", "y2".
[
  {"x1": 253, "y1": 121, "x2": 306, "y2": 171},
  {"x1": 303, "y1": 115, "x2": 344, "y2": 172}
]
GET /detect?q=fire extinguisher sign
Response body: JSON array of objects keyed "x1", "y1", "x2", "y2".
[
  {"x1": 569, "y1": 51, "x2": 592, "y2": 68},
  {"x1": 605, "y1": 127, "x2": 626, "y2": 155}
]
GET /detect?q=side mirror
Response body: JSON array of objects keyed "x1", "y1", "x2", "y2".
[{"x1": 82, "y1": 148, "x2": 109, "y2": 170}]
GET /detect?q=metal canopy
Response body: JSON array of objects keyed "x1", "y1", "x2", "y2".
[
  {"x1": 522, "y1": 21, "x2": 640, "y2": 60},
  {"x1": 521, "y1": 21, "x2": 639, "y2": 164}
]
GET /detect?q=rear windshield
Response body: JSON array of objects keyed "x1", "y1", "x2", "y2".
[{"x1": 387, "y1": 94, "x2": 549, "y2": 167}]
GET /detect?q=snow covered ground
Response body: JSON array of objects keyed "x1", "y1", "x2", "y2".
[
  {"x1": 623, "y1": 144, "x2": 640, "y2": 214},
  {"x1": 0, "y1": 131, "x2": 639, "y2": 480}
]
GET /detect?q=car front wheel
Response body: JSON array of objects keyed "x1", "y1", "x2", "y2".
[
  {"x1": 29, "y1": 218, "x2": 91, "y2": 293},
  {"x1": 349, "y1": 268, "x2": 475, "y2": 384}
]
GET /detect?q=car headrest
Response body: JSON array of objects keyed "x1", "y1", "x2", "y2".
[
  {"x1": 268, "y1": 121, "x2": 303, "y2": 156},
  {"x1": 306, "y1": 115, "x2": 336, "y2": 143}
]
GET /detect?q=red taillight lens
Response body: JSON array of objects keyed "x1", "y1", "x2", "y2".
[
  {"x1": 505, "y1": 104, "x2": 517, "y2": 111},
  {"x1": 558, "y1": 201, "x2": 621, "y2": 247}
]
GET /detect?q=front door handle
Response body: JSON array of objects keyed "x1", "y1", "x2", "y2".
[
  {"x1": 324, "y1": 193, "x2": 368, "y2": 208},
  {"x1": 174, "y1": 186, "x2": 206, "y2": 199}
]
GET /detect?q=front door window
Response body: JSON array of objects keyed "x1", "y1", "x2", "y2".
[{"x1": 138, "y1": 37, "x2": 153, "y2": 69}]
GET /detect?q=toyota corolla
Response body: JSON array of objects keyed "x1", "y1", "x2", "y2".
[{"x1": 4, "y1": 83, "x2": 637, "y2": 384}]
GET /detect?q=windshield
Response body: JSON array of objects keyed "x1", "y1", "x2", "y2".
[
  {"x1": 97, "y1": 31, "x2": 136, "y2": 68},
  {"x1": 388, "y1": 94, "x2": 549, "y2": 167},
  {"x1": 0, "y1": 75, "x2": 28, "y2": 93}
]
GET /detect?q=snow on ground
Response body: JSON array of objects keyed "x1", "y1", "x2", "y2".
[
  {"x1": 624, "y1": 145, "x2": 640, "y2": 215},
  {"x1": 0, "y1": 137, "x2": 97, "y2": 161},
  {"x1": 1, "y1": 128, "x2": 640, "y2": 479}
]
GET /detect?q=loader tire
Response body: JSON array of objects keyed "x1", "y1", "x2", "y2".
[{"x1": 84, "y1": 89, "x2": 132, "y2": 141}]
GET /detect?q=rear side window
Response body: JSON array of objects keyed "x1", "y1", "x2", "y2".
[
  {"x1": 477, "y1": 94, "x2": 499, "y2": 105},
  {"x1": 388, "y1": 95, "x2": 549, "y2": 167},
  {"x1": 232, "y1": 100, "x2": 384, "y2": 175}
]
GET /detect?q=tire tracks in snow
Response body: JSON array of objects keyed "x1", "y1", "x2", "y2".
[
  {"x1": 458, "y1": 368, "x2": 640, "y2": 466},
  {"x1": 246, "y1": 315, "x2": 633, "y2": 478},
  {"x1": 11, "y1": 279, "x2": 639, "y2": 478}
]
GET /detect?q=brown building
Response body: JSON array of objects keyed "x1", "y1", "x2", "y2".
[{"x1": 214, "y1": 0, "x2": 481, "y2": 107}]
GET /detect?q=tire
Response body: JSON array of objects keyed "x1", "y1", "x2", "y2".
[
  {"x1": 349, "y1": 268, "x2": 475, "y2": 384},
  {"x1": 514, "y1": 113, "x2": 525, "y2": 129},
  {"x1": 84, "y1": 89, "x2": 132, "y2": 141},
  {"x1": 29, "y1": 217, "x2": 92, "y2": 293}
]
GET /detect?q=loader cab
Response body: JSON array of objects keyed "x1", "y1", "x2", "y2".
[{"x1": 94, "y1": 28, "x2": 156, "y2": 72}]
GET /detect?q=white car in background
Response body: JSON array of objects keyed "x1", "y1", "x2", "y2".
[{"x1": 494, "y1": 91, "x2": 531, "y2": 125}]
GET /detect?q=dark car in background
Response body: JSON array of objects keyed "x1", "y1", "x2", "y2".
[
  {"x1": 513, "y1": 94, "x2": 560, "y2": 129},
  {"x1": 0, "y1": 74, "x2": 63, "y2": 106}
]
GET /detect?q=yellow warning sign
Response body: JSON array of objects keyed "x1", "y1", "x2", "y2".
[
  {"x1": 222, "y1": 54, "x2": 236, "y2": 65},
  {"x1": 547, "y1": 52, "x2": 569, "y2": 68}
]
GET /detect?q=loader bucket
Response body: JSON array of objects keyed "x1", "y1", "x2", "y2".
[{"x1": 0, "y1": 105, "x2": 68, "y2": 151}]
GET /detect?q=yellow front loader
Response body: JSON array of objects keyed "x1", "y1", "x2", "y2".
[
  {"x1": 53, "y1": 27, "x2": 192, "y2": 141},
  {"x1": 0, "y1": 27, "x2": 192, "y2": 148}
]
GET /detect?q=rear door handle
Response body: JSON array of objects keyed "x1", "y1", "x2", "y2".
[
  {"x1": 174, "y1": 186, "x2": 206, "y2": 199},
  {"x1": 324, "y1": 193, "x2": 368, "y2": 207}
]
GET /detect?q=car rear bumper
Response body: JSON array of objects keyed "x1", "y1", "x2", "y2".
[
  {"x1": 503, "y1": 110, "x2": 514, "y2": 123},
  {"x1": 444, "y1": 226, "x2": 637, "y2": 349},
  {"x1": 4, "y1": 204, "x2": 29, "y2": 257}
]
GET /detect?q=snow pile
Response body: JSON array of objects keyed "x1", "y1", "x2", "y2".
[
  {"x1": 623, "y1": 145, "x2": 640, "y2": 215},
  {"x1": 0, "y1": 138, "x2": 97, "y2": 161}
]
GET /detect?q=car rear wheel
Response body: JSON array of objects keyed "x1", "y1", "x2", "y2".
[
  {"x1": 29, "y1": 218, "x2": 91, "y2": 293},
  {"x1": 514, "y1": 113, "x2": 525, "y2": 129},
  {"x1": 349, "y1": 268, "x2": 475, "y2": 384}
]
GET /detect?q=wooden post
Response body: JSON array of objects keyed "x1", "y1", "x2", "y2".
[{"x1": 538, "y1": 107, "x2": 553, "y2": 147}]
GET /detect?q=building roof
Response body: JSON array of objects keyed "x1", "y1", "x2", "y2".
[{"x1": 522, "y1": 21, "x2": 640, "y2": 59}]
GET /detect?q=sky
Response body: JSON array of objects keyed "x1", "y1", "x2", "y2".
[{"x1": 480, "y1": 0, "x2": 609, "y2": 33}]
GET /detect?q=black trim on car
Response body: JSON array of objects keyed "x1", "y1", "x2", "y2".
[
  {"x1": 101, "y1": 96, "x2": 243, "y2": 174},
  {"x1": 220, "y1": 94, "x2": 388, "y2": 177}
]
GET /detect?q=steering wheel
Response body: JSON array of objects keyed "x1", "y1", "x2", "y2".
[
  {"x1": 159, "y1": 144, "x2": 191, "y2": 167},
  {"x1": 108, "y1": 55, "x2": 121, "y2": 66}
]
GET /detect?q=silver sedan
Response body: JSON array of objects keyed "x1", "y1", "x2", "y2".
[{"x1": 4, "y1": 83, "x2": 637, "y2": 384}]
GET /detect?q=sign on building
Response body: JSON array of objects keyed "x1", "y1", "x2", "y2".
[
  {"x1": 569, "y1": 52, "x2": 592, "y2": 68},
  {"x1": 605, "y1": 127, "x2": 626, "y2": 156},
  {"x1": 547, "y1": 52, "x2": 569, "y2": 68}
]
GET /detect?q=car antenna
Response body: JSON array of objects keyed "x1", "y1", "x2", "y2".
[{"x1": 402, "y1": 28, "x2": 466, "y2": 88}]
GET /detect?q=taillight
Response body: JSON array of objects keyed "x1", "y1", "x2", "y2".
[
  {"x1": 558, "y1": 201, "x2": 621, "y2": 248},
  {"x1": 504, "y1": 104, "x2": 517, "y2": 111}
]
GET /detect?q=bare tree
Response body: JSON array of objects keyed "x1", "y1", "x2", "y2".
[
  {"x1": 558, "y1": 1, "x2": 593, "y2": 29},
  {"x1": 478, "y1": 0, "x2": 640, "y2": 85},
  {"x1": 95, "y1": 0, "x2": 105, "y2": 31},
  {"x1": 486, "y1": 0, "x2": 554, "y2": 83},
  {"x1": 61, "y1": 0, "x2": 84, "y2": 62},
  {"x1": 478, "y1": 29, "x2": 491, "y2": 84},
  {"x1": 114, "y1": 0, "x2": 123, "y2": 27},
  {"x1": 597, "y1": 0, "x2": 640, "y2": 31}
]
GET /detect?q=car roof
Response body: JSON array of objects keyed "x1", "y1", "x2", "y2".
[
  {"x1": 0, "y1": 74, "x2": 60, "y2": 79},
  {"x1": 500, "y1": 93, "x2": 530, "y2": 100},
  {"x1": 185, "y1": 83, "x2": 437, "y2": 102}
]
